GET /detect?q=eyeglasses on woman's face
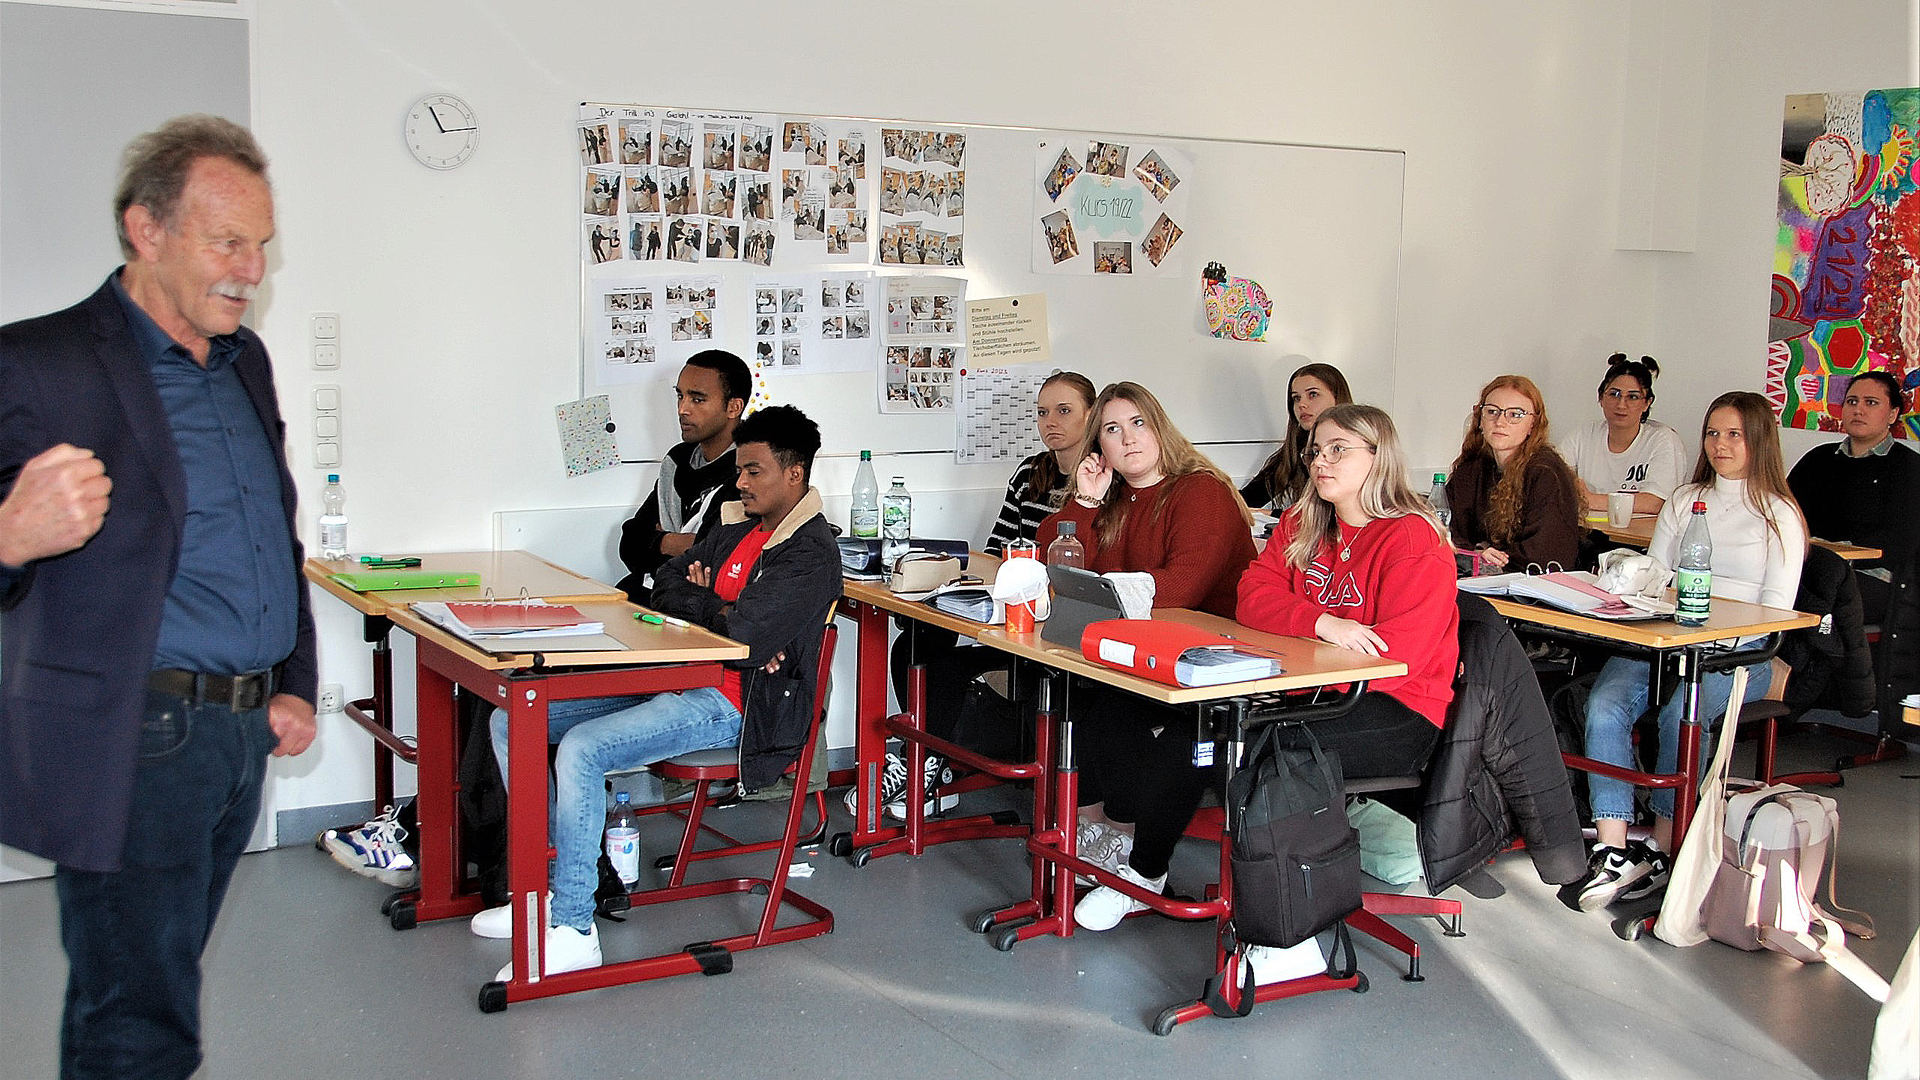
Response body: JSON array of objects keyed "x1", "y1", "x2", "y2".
[
  {"x1": 1478, "y1": 404, "x2": 1534, "y2": 424},
  {"x1": 1303, "y1": 441, "x2": 1375, "y2": 464},
  {"x1": 1602, "y1": 388, "x2": 1646, "y2": 404}
]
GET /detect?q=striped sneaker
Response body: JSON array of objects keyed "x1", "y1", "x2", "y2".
[{"x1": 320, "y1": 805, "x2": 417, "y2": 887}]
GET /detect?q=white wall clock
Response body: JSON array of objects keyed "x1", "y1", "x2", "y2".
[{"x1": 404, "y1": 93, "x2": 478, "y2": 170}]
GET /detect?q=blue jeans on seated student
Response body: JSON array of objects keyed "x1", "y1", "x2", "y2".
[
  {"x1": 1584, "y1": 655, "x2": 1771, "y2": 823},
  {"x1": 490, "y1": 687, "x2": 742, "y2": 931}
]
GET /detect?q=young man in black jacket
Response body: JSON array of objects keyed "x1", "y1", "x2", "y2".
[
  {"x1": 471, "y1": 405, "x2": 841, "y2": 978},
  {"x1": 614, "y1": 349, "x2": 751, "y2": 597}
]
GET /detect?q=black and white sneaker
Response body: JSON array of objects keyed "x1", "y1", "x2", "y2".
[
  {"x1": 1559, "y1": 844, "x2": 1651, "y2": 911},
  {"x1": 843, "y1": 750, "x2": 909, "y2": 816},
  {"x1": 886, "y1": 754, "x2": 957, "y2": 820},
  {"x1": 1613, "y1": 841, "x2": 1671, "y2": 904}
]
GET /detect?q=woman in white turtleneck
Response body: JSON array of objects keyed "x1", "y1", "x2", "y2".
[{"x1": 1566, "y1": 391, "x2": 1807, "y2": 911}]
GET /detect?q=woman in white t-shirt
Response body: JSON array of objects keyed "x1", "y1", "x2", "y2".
[{"x1": 1560, "y1": 353, "x2": 1689, "y2": 516}]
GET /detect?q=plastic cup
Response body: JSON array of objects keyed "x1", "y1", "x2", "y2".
[
  {"x1": 1004, "y1": 540, "x2": 1037, "y2": 633},
  {"x1": 1608, "y1": 491, "x2": 1635, "y2": 529}
]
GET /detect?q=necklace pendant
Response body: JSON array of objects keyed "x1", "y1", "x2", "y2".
[{"x1": 1340, "y1": 546, "x2": 1351, "y2": 561}]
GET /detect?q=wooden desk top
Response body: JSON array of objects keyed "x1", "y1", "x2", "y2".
[
  {"x1": 1482, "y1": 593, "x2": 1817, "y2": 649},
  {"x1": 1594, "y1": 517, "x2": 1881, "y2": 562},
  {"x1": 305, "y1": 550, "x2": 625, "y2": 617},
  {"x1": 846, "y1": 557, "x2": 1402, "y2": 703},
  {"x1": 386, "y1": 599, "x2": 747, "y2": 672}
]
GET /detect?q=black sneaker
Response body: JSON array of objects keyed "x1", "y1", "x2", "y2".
[
  {"x1": 1558, "y1": 844, "x2": 1651, "y2": 911},
  {"x1": 1613, "y1": 841, "x2": 1671, "y2": 904}
]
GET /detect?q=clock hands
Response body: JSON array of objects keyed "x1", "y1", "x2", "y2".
[{"x1": 428, "y1": 102, "x2": 477, "y2": 134}]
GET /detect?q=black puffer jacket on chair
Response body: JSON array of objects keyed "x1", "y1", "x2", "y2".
[{"x1": 1419, "y1": 594, "x2": 1587, "y2": 894}]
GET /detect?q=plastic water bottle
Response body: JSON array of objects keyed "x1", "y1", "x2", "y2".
[
  {"x1": 1429, "y1": 473, "x2": 1451, "y2": 530},
  {"x1": 850, "y1": 450, "x2": 880, "y2": 539},
  {"x1": 318, "y1": 474, "x2": 348, "y2": 559},
  {"x1": 1675, "y1": 500, "x2": 1713, "y2": 627},
  {"x1": 604, "y1": 791, "x2": 640, "y2": 887},
  {"x1": 1047, "y1": 521, "x2": 1086, "y2": 568},
  {"x1": 881, "y1": 478, "x2": 912, "y2": 567}
]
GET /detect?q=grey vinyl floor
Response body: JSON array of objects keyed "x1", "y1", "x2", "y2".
[{"x1": 2, "y1": 725, "x2": 1915, "y2": 1080}]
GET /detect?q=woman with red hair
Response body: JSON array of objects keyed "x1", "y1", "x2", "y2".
[{"x1": 1444, "y1": 375, "x2": 1582, "y2": 572}]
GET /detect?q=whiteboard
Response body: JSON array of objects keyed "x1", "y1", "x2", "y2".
[{"x1": 585, "y1": 111, "x2": 1405, "y2": 460}]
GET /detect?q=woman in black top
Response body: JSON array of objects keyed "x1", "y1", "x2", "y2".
[{"x1": 1240, "y1": 363, "x2": 1352, "y2": 510}]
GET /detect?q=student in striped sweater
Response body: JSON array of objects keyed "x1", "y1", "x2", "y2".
[{"x1": 858, "y1": 371, "x2": 1097, "y2": 819}]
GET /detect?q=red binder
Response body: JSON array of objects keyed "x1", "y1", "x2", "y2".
[{"x1": 1079, "y1": 619, "x2": 1239, "y2": 687}]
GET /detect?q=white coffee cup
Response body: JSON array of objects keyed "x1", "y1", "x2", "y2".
[{"x1": 1607, "y1": 491, "x2": 1635, "y2": 529}]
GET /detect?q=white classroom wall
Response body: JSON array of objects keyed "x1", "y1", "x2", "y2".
[{"x1": 78, "y1": 0, "x2": 1920, "y2": 827}]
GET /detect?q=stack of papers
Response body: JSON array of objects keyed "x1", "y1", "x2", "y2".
[
  {"x1": 413, "y1": 601, "x2": 604, "y2": 639},
  {"x1": 1174, "y1": 647, "x2": 1281, "y2": 687},
  {"x1": 1104, "y1": 572, "x2": 1156, "y2": 620}
]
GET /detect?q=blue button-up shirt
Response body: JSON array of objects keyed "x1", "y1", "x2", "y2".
[{"x1": 112, "y1": 276, "x2": 298, "y2": 676}]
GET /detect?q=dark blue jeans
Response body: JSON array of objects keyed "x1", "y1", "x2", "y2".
[{"x1": 53, "y1": 688, "x2": 275, "y2": 1080}]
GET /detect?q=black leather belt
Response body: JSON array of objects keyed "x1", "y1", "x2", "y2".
[{"x1": 148, "y1": 668, "x2": 277, "y2": 712}]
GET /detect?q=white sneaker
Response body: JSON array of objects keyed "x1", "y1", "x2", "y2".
[
  {"x1": 320, "y1": 805, "x2": 417, "y2": 887},
  {"x1": 1244, "y1": 939, "x2": 1327, "y2": 985},
  {"x1": 1073, "y1": 861, "x2": 1166, "y2": 932},
  {"x1": 470, "y1": 895, "x2": 549, "y2": 940},
  {"x1": 1072, "y1": 820, "x2": 1134, "y2": 885},
  {"x1": 493, "y1": 922, "x2": 601, "y2": 981}
]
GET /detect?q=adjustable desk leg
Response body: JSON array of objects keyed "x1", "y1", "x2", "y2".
[
  {"x1": 504, "y1": 681, "x2": 554, "y2": 995},
  {"x1": 370, "y1": 625, "x2": 394, "y2": 809},
  {"x1": 1671, "y1": 648, "x2": 1703, "y2": 847},
  {"x1": 406, "y1": 652, "x2": 463, "y2": 925},
  {"x1": 850, "y1": 601, "x2": 892, "y2": 845}
]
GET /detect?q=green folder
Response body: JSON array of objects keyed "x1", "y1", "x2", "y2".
[{"x1": 329, "y1": 569, "x2": 482, "y2": 592}]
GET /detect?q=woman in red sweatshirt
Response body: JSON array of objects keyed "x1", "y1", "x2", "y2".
[
  {"x1": 1033, "y1": 381, "x2": 1257, "y2": 931},
  {"x1": 1236, "y1": 403, "x2": 1459, "y2": 778}
]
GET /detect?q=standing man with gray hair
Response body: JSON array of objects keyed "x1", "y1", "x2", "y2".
[{"x1": 0, "y1": 114, "x2": 316, "y2": 1079}]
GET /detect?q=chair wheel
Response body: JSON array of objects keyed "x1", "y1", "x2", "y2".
[
  {"x1": 989, "y1": 809, "x2": 1022, "y2": 826},
  {"x1": 827, "y1": 833, "x2": 852, "y2": 858},
  {"x1": 990, "y1": 925, "x2": 1022, "y2": 952},
  {"x1": 967, "y1": 909, "x2": 1000, "y2": 934},
  {"x1": 851, "y1": 846, "x2": 876, "y2": 868},
  {"x1": 1350, "y1": 972, "x2": 1370, "y2": 994},
  {"x1": 1151, "y1": 1007, "x2": 1181, "y2": 1036},
  {"x1": 478, "y1": 981, "x2": 508, "y2": 1013},
  {"x1": 388, "y1": 902, "x2": 417, "y2": 931},
  {"x1": 749, "y1": 882, "x2": 768, "y2": 896},
  {"x1": 653, "y1": 854, "x2": 677, "y2": 871}
]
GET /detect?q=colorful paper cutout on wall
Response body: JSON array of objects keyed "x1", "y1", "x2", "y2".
[
  {"x1": 1770, "y1": 87, "x2": 1920, "y2": 438},
  {"x1": 1203, "y1": 274, "x2": 1271, "y2": 342}
]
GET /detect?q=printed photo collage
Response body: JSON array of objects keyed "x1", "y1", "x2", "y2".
[
  {"x1": 1033, "y1": 137, "x2": 1193, "y2": 276},
  {"x1": 879, "y1": 276, "x2": 966, "y2": 412},
  {"x1": 778, "y1": 120, "x2": 872, "y2": 262},
  {"x1": 580, "y1": 110, "x2": 779, "y2": 269},
  {"x1": 750, "y1": 274, "x2": 874, "y2": 375},
  {"x1": 597, "y1": 276, "x2": 720, "y2": 372},
  {"x1": 877, "y1": 126, "x2": 966, "y2": 267}
]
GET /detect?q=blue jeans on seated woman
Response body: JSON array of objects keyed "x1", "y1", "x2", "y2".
[
  {"x1": 489, "y1": 687, "x2": 741, "y2": 931},
  {"x1": 1583, "y1": 655, "x2": 1771, "y2": 822}
]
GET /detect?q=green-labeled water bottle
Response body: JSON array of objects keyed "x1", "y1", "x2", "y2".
[{"x1": 1674, "y1": 500, "x2": 1712, "y2": 627}]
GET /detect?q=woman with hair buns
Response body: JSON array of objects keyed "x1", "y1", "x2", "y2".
[
  {"x1": 1240, "y1": 363, "x2": 1354, "y2": 511},
  {"x1": 1561, "y1": 353, "x2": 1689, "y2": 516},
  {"x1": 1444, "y1": 375, "x2": 1582, "y2": 572}
]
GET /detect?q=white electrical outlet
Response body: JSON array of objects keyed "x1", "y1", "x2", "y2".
[{"x1": 318, "y1": 683, "x2": 346, "y2": 714}]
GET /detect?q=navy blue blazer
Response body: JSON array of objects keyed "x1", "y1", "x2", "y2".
[{"x1": 0, "y1": 274, "x2": 317, "y2": 871}]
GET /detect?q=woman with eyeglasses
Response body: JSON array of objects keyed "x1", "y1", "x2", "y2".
[
  {"x1": 1569, "y1": 391, "x2": 1806, "y2": 910},
  {"x1": 1031, "y1": 382, "x2": 1257, "y2": 934},
  {"x1": 1444, "y1": 375, "x2": 1582, "y2": 572},
  {"x1": 1240, "y1": 363, "x2": 1353, "y2": 510},
  {"x1": 1561, "y1": 353, "x2": 1689, "y2": 516}
]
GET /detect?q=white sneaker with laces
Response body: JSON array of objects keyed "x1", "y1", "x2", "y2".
[
  {"x1": 470, "y1": 894, "x2": 549, "y2": 940},
  {"x1": 1073, "y1": 861, "x2": 1167, "y2": 931},
  {"x1": 493, "y1": 922, "x2": 601, "y2": 982},
  {"x1": 320, "y1": 804, "x2": 417, "y2": 887},
  {"x1": 1243, "y1": 939, "x2": 1327, "y2": 985}
]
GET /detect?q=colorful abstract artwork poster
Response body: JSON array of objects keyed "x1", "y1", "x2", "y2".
[{"x1": 1769, "y1": 87, "x2": 1920, "y2": 438}]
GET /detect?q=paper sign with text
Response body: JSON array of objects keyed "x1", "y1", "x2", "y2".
[{"x1": 964, "y1": 294, "x2": 1050, "y2": 365}]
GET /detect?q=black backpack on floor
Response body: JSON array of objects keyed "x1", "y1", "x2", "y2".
[{"x1": 1226, "y1": 721, "x2": 1362, "y2": 949}]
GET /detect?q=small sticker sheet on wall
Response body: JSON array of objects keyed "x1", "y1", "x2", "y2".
[
  {"x1": 956, "y1": 366, "x2": 1052, "y2": 464},
  {"x1": 556, "y1": 395, "x2": 620, "y2": 476},
  {"x1": 1032, "y1": 136, "x2": 1193, "y2": 276},
  {"x1": 879, "y1": 275, "x2": 966, "y2": 413}
]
